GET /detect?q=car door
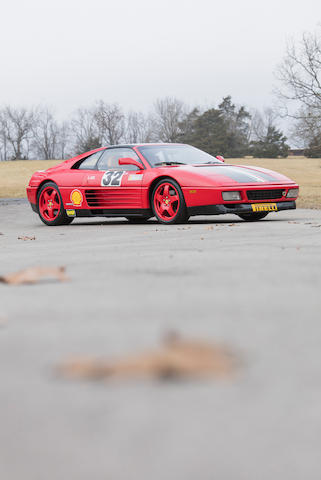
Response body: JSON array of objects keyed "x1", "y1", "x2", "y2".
[{"x1": 82, "y1": 147, "x2": 144, "y2": 211}]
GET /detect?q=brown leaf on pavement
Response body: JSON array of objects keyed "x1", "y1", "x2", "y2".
[
  {"x1": 0, "y1": 266, "x2": 68, "y2": 285},
  {"x1": 18, "y1": 236, "x2": 36, "y2": 241},
  {"x1": 57, "y1": 333, "x2": 238, "y2": 381}
]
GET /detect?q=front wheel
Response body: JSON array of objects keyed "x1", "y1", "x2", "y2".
[
  {"x1": 152, "y1": 179, "x2": 189, "y2": 224},
  {"x1": 37, "y1": 182, "x2": 74, "y2": 226},
  {"x1": 237, "y1": 212, "x2": 269, "y2": 222}
]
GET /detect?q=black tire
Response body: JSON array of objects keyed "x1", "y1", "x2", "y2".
[
  {"x1": 151, "y1": 178, "x2": 189, "y2": 224},
  {"x1": 237, "y1": 212, "x2": 269, "y2": 222},
  {"x1": 126, "y1": 217, "x2": 151, "y2": 223},
  {"x1": 37, "y1": 182, "x2": 74, "y2": 226}
]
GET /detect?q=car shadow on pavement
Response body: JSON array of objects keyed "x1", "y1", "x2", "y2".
[{"x1": 69, "y1": 217, "x2": 282, "y2": 227}]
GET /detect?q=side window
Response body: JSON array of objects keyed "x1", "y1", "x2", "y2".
[
  {"x1": 78, "y1": 151, "x2": 103, "y2": 170},
  {"x1": 97, "y1": 148, "x2": 142, "y2": 171}
]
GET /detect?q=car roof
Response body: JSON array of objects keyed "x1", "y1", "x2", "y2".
[{"x1": 106, "y1": 143, "x2": 185, "y2": 148}]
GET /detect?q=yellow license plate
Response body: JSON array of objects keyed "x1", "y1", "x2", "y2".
[{"x1": 251, "y1": 203, "x2": 278, "y2": 212}]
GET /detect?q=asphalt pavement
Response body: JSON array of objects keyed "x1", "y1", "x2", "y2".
[{"x1": 0, "y1": 199, "x2": 321, "y2": 480}]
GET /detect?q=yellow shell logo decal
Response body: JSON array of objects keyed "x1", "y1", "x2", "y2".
[{"x1": 70, "y1": 189, "x2": 83, "y2": 207}]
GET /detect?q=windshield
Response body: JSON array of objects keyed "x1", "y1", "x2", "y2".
[{"x1": 137, "y1": 144, "x2": 223, "y2": 167}]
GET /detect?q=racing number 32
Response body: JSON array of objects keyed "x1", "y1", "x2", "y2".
[{"x1": 101, "y1": 171, "x2": 124, "y2": 187}]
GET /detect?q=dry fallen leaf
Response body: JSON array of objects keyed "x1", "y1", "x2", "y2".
[
  {"x1": 18, "y1": 236, "x2": 36, "y2": 241},
  {"x1": 206, "y1": 226, "x2": 214, "y2": 230},
  {"x1": 0, "y1": 266, "x2": 68, "y2": 285},
  {"x1": 57, "y1": 333, "x2": 238, "y2": 381}
]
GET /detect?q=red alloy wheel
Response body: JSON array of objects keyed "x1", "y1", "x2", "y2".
[
  {"x1": 153, "y1": 182, "x2": 180, "y2": 221},
  {"x1": 38, "y1": 186, "x2": 61, "y2": 222}
]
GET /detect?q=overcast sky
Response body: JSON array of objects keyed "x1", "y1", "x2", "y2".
[{"x1": 0, "y1": 0, "x2": 320, "y2": 120}]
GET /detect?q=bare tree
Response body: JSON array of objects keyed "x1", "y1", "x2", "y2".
[
  {"x1": 32, "y1": 108, "x2": 61, "y2": 159},
  {"x1": 57, "y1": 121, "x2": 71, "y2": 159},
  {"x1": 71, "y1": 107, "x2": 102, "y2": 155},
  {"x1": 276, "y1": 29, "x2": 321, "y2": 115},
  {"x1": 275, "y1": 29, "x2": 321, "y2": 151},
  {"x1": 249, "y1": 108, "x2": 278, "y2": 142},
  {"x1": 0, "y1": 114, "x2": 8, "y2": 161},
  {"x1": 153, "y1": 97, "x2": 187, "y2": 142},
  {"x1": 95, "y1": 101, "x2": 125, "y2": 145},
  {"x1": 0, "y1": 106, "x2": 35, "y2": 159},
  {"x1": 124, "y1": 111, "x2": 154, "y2": 143}
]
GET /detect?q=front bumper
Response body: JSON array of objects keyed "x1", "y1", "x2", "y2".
[
  {"x1": 30, "y1": 202, "x2": 38, "y2": 213},
  {"x1": 187, "y1": 201, "x2": 296, "y2": 216}
]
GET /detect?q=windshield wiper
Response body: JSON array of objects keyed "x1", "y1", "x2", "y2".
[{"x1": 154, "y1": 161, "x2": 186, "y2": 166}]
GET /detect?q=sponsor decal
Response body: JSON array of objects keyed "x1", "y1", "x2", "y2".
[
  {"x1": 66, "y1": 209, "x2": 76, "y2": 217},
  {"x1": 251, "y1": 203, "x2": 278, "y2": 212},
  {"x1": 189, "y1": 190, "x2": 197, "y2": 194},
  {"x1": 101, "y1": 171, "x2": 124, "y2": 187},
  {"x1": 128, "y1": 174, "x2": 143, "y2": 181},
  {"x1": 70, "y1": 189, "x2": 83, "y2": 207}
]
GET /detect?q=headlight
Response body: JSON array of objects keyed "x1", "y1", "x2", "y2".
[
  {"x1": 286, "y1": 188, "x2": 299, "y2": 198},
  {"x1": 222, "y1": 191, "x2": 241, "y2": 201}
]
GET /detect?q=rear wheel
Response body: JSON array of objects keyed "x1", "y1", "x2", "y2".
[
  {"x1": 152, "y1": 179, "x2": 189, "y2": 224},
  {"x1": 37, "y1": 182, "x2": 74, "y2": 226},
  {"x1": 237, "y1": 212, "x2": 269, "y2": 222}
]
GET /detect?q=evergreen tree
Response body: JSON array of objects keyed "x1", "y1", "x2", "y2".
[
  {"x1": 179, "y1": 96, "x2": 251, "y2": 157},
  {"x1": 250, "y1": 126, "x2": 289, "y2": 158},
  {"x1": 304, "y1": 135, "x2": 321, "y2": 157},
  {"x1": 179, "y1": 108, "x2": 227, "y2": 156},
  {"x1": 218, "y1": 97, "x2": 251, "y2": 157}
]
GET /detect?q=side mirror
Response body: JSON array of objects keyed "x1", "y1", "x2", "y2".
[
  {"x1": 216, "y1": 155, "x2": 225, "y2": 163},
  {"x1": 118, "y1": 157, "x2": 144, "y2": 170}
]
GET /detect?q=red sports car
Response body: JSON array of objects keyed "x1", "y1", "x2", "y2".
[{"x1": 26, "y1": 143, "x2": 299, "y2": 225}]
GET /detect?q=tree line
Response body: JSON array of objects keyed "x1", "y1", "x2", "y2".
[
  {"x1": 0, "y1": 98, "x2": 289, "y2": 161},
  {"x1": 1, "y1": 28, "x2": 320, "y2": 161}
]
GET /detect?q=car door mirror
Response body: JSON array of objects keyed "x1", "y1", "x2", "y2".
[
  {"x1": 118, "y1": 157, "x2": 143, "y2": 170},
  {"x1": 216, "y1": 155, "x2": 225, "y2": 163}
]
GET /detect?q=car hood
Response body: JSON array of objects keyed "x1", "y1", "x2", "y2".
[{"x1": 170, "y1": 164, "x2": 296, "y2": 186}]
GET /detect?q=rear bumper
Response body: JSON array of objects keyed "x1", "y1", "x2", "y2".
[{"x1": 187, "y1": 201, "x2": 296, "y2": 216}]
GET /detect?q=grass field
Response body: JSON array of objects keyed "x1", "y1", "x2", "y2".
[
  {"x1": 0, "y1": 160, "x2": 59, "y2": 199},
  {"x1": 0, "y1": 157, "x2": 320, "y2": 208}
]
